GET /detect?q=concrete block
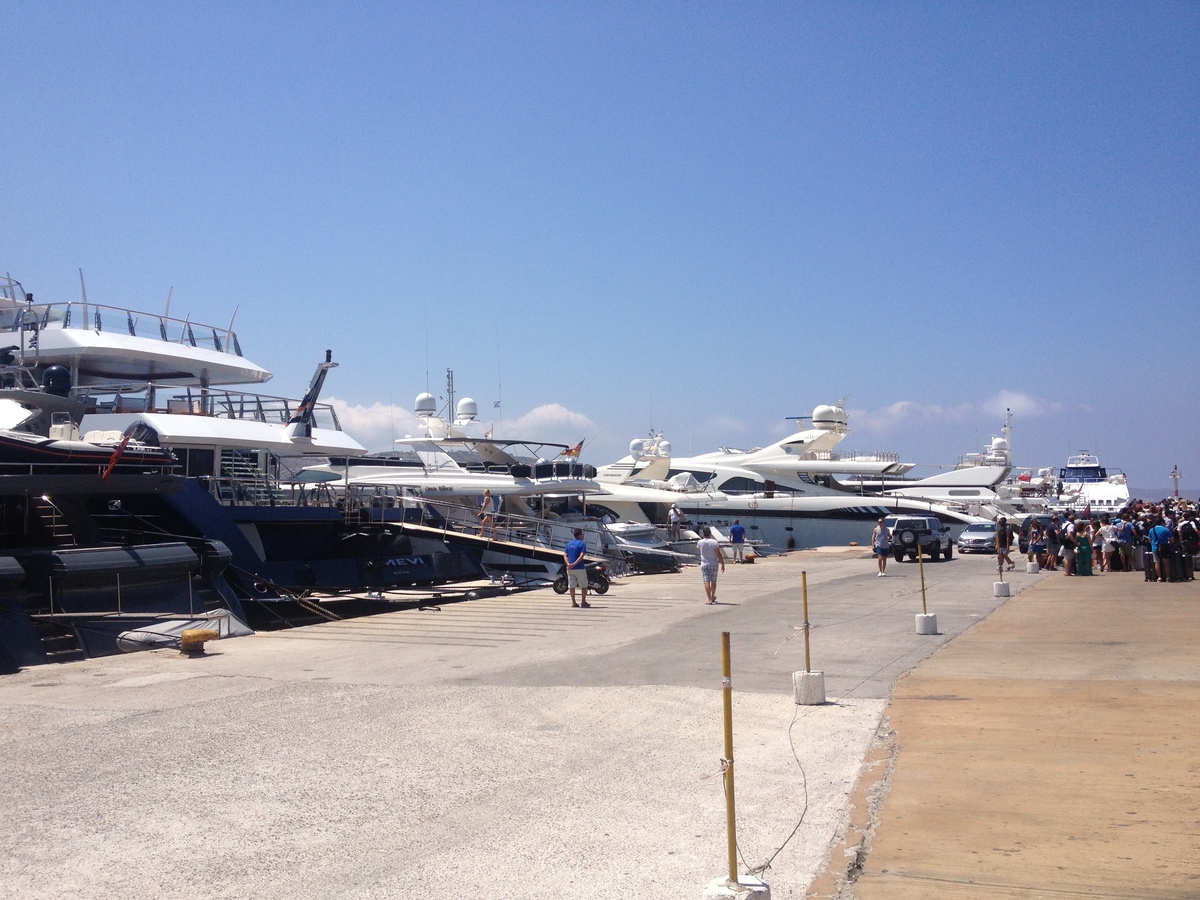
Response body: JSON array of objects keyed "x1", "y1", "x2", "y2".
[
  {"x1": 1026, "y1": 561, "x2": 1040, "y2": 574},
  {"x1": 915, "y1": 613, "x2": 937, "y2": 635},
  {"x1": 994, "y1": 581, "x2": 1010, "y2": 597},
  {"x1": 792, "y1": 670, "x2": 825, "y2": 705},
  {"x1": 703, "y1": 875, "x2": 770, "y2": 899}
]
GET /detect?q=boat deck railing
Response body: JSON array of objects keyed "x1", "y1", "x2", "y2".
[
  {"x1": 75, "y1": 382, "x2": 342, "y2": 431},
  {"x1": 343, "y1": 488, "x2": 627, "y2": 569},
  {"x1": 200, "y1": 476, "x2": 342, "y2": 508},
  {"x1": 0, "y1": 296, "x2": 245, "y2": 358},
  {"x1": 800, "y1": 448, "x2": 901, "y2": 463}
]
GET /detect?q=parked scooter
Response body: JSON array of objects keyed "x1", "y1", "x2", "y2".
[{"x1": 552, "y1": 561, "x2": 611, "y2": 595}]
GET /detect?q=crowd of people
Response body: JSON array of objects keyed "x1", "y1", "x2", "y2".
[{"x1": 1014, "y1": 497, "x2": 1199, "y2": 581}]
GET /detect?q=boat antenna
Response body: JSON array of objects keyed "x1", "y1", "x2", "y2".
[
  {"x1": 494, "y1": 335, "x2": 502, "y2": 441},
  {"x1": 445, "y1": 367, "x2": 455, "y2": 420},
  {"x1": 78, "y1": 268, "x2": 88, "y2": 326},
  {"x1": 225, "y1": 303, "x2": 239, "y2": 343},
  {"x1": 165, "y1": 286, "x2": 173, "y2": 320}
]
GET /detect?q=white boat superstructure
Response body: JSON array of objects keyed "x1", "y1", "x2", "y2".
[
  {"x1": 1046, "y1": 452, "x2": 1130, "y2": 514},
  {"x1": 297, "y1": 390, "x2": 618, "y2": 583},
  {"x1": 1, "y1": 274, "x2": 271, "y2": 387},
  {"x1": 586, "y1": 417, "x2": 990, "y2": 550}
]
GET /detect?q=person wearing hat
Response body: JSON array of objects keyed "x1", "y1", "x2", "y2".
[{"x1": 668, "y1": 503, "x2": 682, "y2": 542}]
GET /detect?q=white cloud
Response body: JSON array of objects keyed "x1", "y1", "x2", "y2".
[
  {"x1": 325, "y1": 397, "x2": 423, "y2": 451},
  {"x1": 852, "y1": 392, "x2": 1060, "y2": 436},
  {"x1": 503, "y1": 403, "x2": 595, "y2": 440}
]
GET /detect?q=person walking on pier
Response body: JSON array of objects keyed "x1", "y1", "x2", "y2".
[
  {"x1": 871, "y1": 517, "x2": 891, "y2": 576},
  {"x1": 996, "y1": 517, "x2": 1015, "y2": 571},
  {"x1": 697, "y1": 527, "x2": 725, "y2": 604},
  {"x1": 1044, "y1": 516, "x2": 1061, "y2": 571}
]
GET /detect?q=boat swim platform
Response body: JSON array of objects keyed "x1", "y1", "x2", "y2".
[{"x1": 1, "y1": 553, "x2": 1196, "y2": 898}]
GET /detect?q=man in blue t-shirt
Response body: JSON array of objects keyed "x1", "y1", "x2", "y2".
[
  {"x1": 1149, "y1": 518, "x2": 1174, "y2": 583},
  {"x1": 729, "y1": 519, "x2": 746, "y2": 563},
  {"x1": 563, "y1": 528, "x2": 590, "y2": 608}
]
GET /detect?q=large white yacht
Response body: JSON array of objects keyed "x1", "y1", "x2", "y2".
[
  {"x1": 0, "y1": 274, "x2": 494, "y2": 668},
  {"x1": 297, "y1": 386, "x2": 617, "y2": 585},
  {"x1": 584, "y1": 407, "x2": 992, "y2": 550}
]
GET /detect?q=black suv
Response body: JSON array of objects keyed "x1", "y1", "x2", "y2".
[{"x1": 883, "y1": 515, "x2": 954, "y2": 562}]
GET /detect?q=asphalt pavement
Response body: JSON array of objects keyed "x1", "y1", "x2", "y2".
[{"x1": 2, "y1": 547, "x2": 1123, "y2": 899}]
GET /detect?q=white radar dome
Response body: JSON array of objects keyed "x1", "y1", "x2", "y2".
[
  {"x1": 812, "y1": 405, "x2": 846, "y2": 428},
  {"x1": 629, "y1": 439, "x2": 645, "y2": 458},
  {"x1": 456, "y1": 397, "x2": 478, "y2": 421},
  {"x1": 991, "y1": 437, "x2": 1009, "y2": 452},
  {"x1": 414, "y1": 393, "x2": 437, "y2": 416},
  {"x1": 657, "y1": 439, "x2": 671, "y2": 457}
]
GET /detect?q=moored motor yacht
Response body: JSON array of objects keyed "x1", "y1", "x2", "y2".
[
  {"x1": 0, "y1": 274, "x2": 494, "y2": 667},
  {"x1": 583, "y1": 405, "x2": 992, "y2": 549},
  {"x1": 297, "y1": 384, "x2": 616, "y2": 586}
]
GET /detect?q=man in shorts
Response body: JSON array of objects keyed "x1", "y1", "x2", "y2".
[
  {"x1": 871, "y1": 517, "x2": 891, "y2": 576},
  {"x1": 697, "y1": 526, "x2": 725, "y2": 605},
  {"x1": 729, "y1": 519, "x2": 746, "y2": 563},
  {"x1": 563, "y1": 528, "x2": 590, "y2": 608}
]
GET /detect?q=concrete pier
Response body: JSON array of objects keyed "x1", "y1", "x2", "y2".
[{"x1": 1, "y1": 549, "x2": 1195, "y2": 898}]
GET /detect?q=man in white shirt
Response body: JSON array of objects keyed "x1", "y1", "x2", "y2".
[{"x1": 697, "y1": 527, "x2": 725, "y2": 605}]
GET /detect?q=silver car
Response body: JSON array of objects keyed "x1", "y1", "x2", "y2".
[{"x1": 957, "y1": 522, "x2": 997, "y2": 554}]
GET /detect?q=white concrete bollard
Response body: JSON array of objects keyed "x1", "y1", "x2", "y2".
[
  {"x1": 915, "y1": 613, "x2": 937, "y2": 635},
  {"x1": 1026, "y1": 561, "x2": 1040, "y2": 574},
  {"x1": 994, "y1": 581, "x2": 1010, "y2": 597},
  {"x1": 703, "y1": 875, "x2": 770, "y2": 899},
  {"x1": 792, "y1": 670, "x2": 826, "y2": 705}
]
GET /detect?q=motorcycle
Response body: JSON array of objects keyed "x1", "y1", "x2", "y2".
[{"x1": 552, "y1": 561, "x2": 611, "y2": 595}]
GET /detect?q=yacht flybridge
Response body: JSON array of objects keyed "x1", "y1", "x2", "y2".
[{"x1": 1, "y1": 274, "x2": 271, "y2": 386}]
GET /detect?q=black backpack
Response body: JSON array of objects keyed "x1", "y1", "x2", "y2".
[{"x1": 1180, "y1": 522, "x2": 1199, "y2": 554}]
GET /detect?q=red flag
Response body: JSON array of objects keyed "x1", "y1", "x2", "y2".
[{"x1": 101, "y1": 432, "x2": 134, "y2": 481}]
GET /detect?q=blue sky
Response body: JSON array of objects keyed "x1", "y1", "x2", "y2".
[{"x1": 3, "y1": 2, "x2": 1197, "y2": 493}]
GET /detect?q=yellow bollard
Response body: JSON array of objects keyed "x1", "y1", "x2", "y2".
[
  {"x1": 180, "y1": 629, "x2": 219, "y2": 655},
  {"x1": 802, "y1": 570, "x2": 811, "y2": 672},
  {"x1": 721, "y1": 631, "x2": 738, "y2": 886},
  {"x1": 917, "y1": 546, "x2": 928, "y2": 615}
]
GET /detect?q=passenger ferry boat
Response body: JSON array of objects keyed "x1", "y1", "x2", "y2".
[{"x1": 1046, "y1": 452, "x2": 1130, "y2": 514}]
